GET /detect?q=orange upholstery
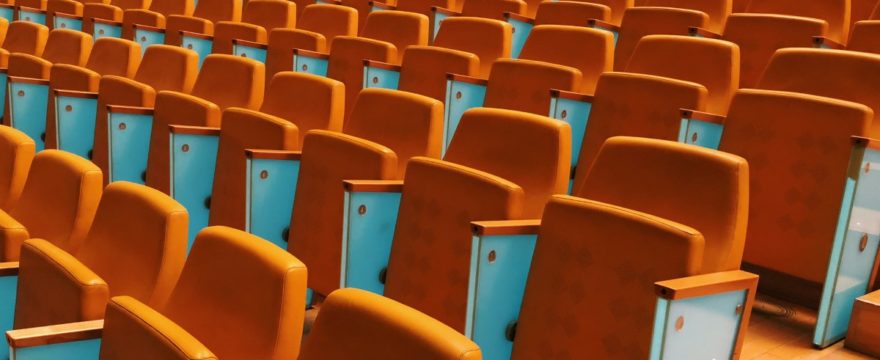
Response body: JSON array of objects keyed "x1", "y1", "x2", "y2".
[
  {"x1": 1, "y1": 150, "x2": 101, "y2": 261},
  {"x1": 732, "y1": 0, "x2": 748, "y2": 12},
  {"x1": 746, "y1": 0, "x2": 850, "y2": 43},
  {"x1": 721, "y1": 14, "x2": 827, "y2": 88},
  {"x1": 327, "y1": 36, "x2": 396, "y2": 121},
  {"x1": 15, "y1": 0, "x2": 47, "y2": 10},
  {"x1": 640, "y1": 0, "x2": 731, "y2": 32},
  {"x1": 626, "y1": 34, "x2": 739, "y2": 114},
  {"x1": 82, "y1": 3, "x2": 123, "y2": 35},
  {"x1": 873, "y1": 1, "x2": 880, "y2": 19},
  {"x1": 519, "y1": 25, "x2": 614, "y2": 94},
  {"x1": 301, "y1": 288, "x2": 482, "y2": 360},
  {"x1": 257, "y1": 72, "x2": 345, "y2": 146},
  {"x1": 576, "y1": 137, "x2": 748, "y2": 272},
  {"x1": 46, "y1": 0, "x2": 83, "y2": 30},
  {"x1": 0, "y1": 127, "x2": 35, "y2": 211},
  {"x1": 147, "y1": 54, "x2": 264, "y2": 194},
  {"x1": 207, "y1": 109, "x2": 298, "y2": 230},
  {"x1": 483, "y1": 59, "x2": 581, "y2": 117},
  {"x1": 45, "y1": 37, "x2": 141, "y2": 150},
  {"x1": 101, "y1": 226, "x2": 307, "y2": 359},
  {"x1": 6, "y1": 28, "x2": 91, "y2": 82},
  {"x1": 533, "y1": 1, "x2": 612, "y2": 27},
  {"x1": 568, "y1": 0, "x2": 632, "y2": 25},
  {"x1": 852, "y1": 0, "x2": 877, "y2": 25},
  {"x1": 433, "y1": 17, "x2": 512, "y2": 78},
  {"x1": 511, "y1": 195, "x2": 703, "y2": 359},
  {"x1": 119, "y1": 0, "x2": 195, "y2": 39},
  {"x1": 211, "y1": 0, "x2": 296, "y2": 54},
  {"x1": 573, "y1": 72, "x2": 707, "y2": 186},
  {"x1": 397, "y1": 45, "x2": 480, "y2": 102},
  {"x1": 0, "y1": 19, "x2": 7, "y2": 51},
  {"x1": 92, "y1": 45, "x2": 199, "y2": 184},
  {"x1": 0, "y1": 21, "x2": 48, "y2": 68},
  {"x1": 758, "y1": 48, "x2": 880, "y2": 137},
  {"x1": 396, "y1": 0, "x2": 460, "y2": 17},
  {"x1": 848, "y1": 20, "x2": 880, "y2": 55},
  {"x1": 614, "y1": 6, "x2": 708, "y2": 70},
  {"x1": 384, "y1": 157, "x2": 524, "y2": 331},
  {"x1": 444, "y1": 108, "x2": 571, "y2": 217},
  {"x1": 14, "y1": 181, "x2": 187, "y2": 329},
  {"x1": 290, "y1": 89, "x2": 443, "y2": 296},
  {"x1": 163, "y1": 0, "x2": 243, "y2": 46},
  {"x1": 460, "y1": 0, "x2": 527, "y2": 20},
  {"x1": 718, "y1": 89, "x2": 871, "y2": 285},
  {"x1": 362, "y1": 10, "x2": 429, "y2": 64},
  {"x1": 264, "y1": 4, "x2": 358, "y2": 79}
]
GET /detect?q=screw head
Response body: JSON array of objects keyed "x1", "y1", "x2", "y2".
[
  {"x1": 118, "y1": 122, "x2": 127, "y2": 130},
  {"x1": 302, "y1": 64, "x2": 309, "y2": 71},
  {"x1": 181, "y1": 144, "x2": 190, "y2": 152},
  {"x1": 372, "y1": 76, "x2": 379, "y2": 84},
  {"x1": 240, "y1": 53, "x2": 247, "y2": 58},
  {"x1": 455, "y1": 91, "x2": 462, "y2": 100},
  {"x1": 98, "y1": 29, "x2": 105, "y2": 35},
  {"x1": 65, "y1": 105, "x2": 73, "y2": 112},
  {"x1": 675, "y1": 316, "x2": 685, "y2": 332},
  {"x1": 186, "y1": 43, "x2": 192, "y2": 49},
  {"x1": 260, "y1": 170, "x2": 269, "y2": 179},
  {"x1": 60, "y1": 23, "x2": 66, "y2": 28},
  {"x1": 358, "y1": 204, "x2": 367, "y2": 215},
  {"x1": 560, "y1": 110, "x2": 567, "y2": 119},
  {"x1": 488, "y1": 250, "x2": 497, "y2": 263},
  {"x1": 692, "y1": 132, "x2": 699, "y2": 143},
  {"x1": 16, "y1": 90, "x2": 24, "y2": 97}
]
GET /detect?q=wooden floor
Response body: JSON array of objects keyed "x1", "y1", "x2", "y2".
[{"x1": 742, "y1": 296, "x2": 877, "y2": 359}]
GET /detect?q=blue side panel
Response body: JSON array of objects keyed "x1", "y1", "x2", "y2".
[
  {"x1": 371, "y1": 4, "x2": 388, "y2": 11},
  {"x1": 12, "y1": 338, "x2": 101, "y2": 360},
  {"x1": 134, "y1": 28, "x2": 165, "y2": 55},
  {"x1": 814, "y1": 147, "x2": 880, "y2": 347},
  {"x1": 246, "y1": 157, "x2": 300, "y2": 249},
  {"x1": 0, "y1": 73, "x2": 7, "y2": 117},
  {"x1": 55, "y1": 96, "x2": 98, "y2": 159},
  {"x1": 649, "y1": 298, "x2": 670, "y2": 360},
  {"x1": 54, "y1": 17, "x2": 83, "y2": 31},
  {"x1": 653, "y1": 290, "x2": 746, "y2": 359},
  {"x1": 508, "y1": 18, "x2": 533, "y2": 59},
  {"x1": 0, "y1": 275, "x2": 18, "y2": 360},
  {"x1": 108, "y1": 112, "x2": 152, "y2": 184},
  {"x1": 8, "y1": 82, "x2": 49, "y2": 151},
  {"x1": 678, "y1": 118, "x2": 724, "y2": 150},
  {"x1": 341, "y1": 191, "x2": 402, "y2": 295},
  {"x1": 548, "y1": 95, "x2": 592, "y2": 169},
  {"x1": 432, "y1": 11, "x2": 450, "y2": 41},
  {"x1": 466, "y1": 234, "x2": 537, "y2": 360},
  {"x1": 0, "y1": 7, "x2": 12, "y2": 22},
  {"x1": 93, "y1": 23, "x2": 122, "y2": 40},
  {"x1": 292, "y1": 54, "x2": 328, "y2": 77},
  {"x1": 18, "y1": 9, "x2": 46, "y2": 25},
  {"x1": 170, "y1": 133, "x2": 219, "y2": 251},
  {"x1": 181, "y1": 35, "x2": 213, "y2": 69},
  {"x1": 362, "y1": 65, "x2": 400, "y2": 91},
  {"x1": 442, "y1": 79, "x2": 486, "y2": 154},
  {"x1": 233, "y1": 44, "x2": 267, "y2": 64}
]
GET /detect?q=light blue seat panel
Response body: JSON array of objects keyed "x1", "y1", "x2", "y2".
[
  {"x1": 169, "y1": 126, "x2": 220, "y2": 251},
  {"x1": 17, "y1": 6, "x2": 46, "y2": 25},
  {"x1": 503, "y1": 13, "x2": 534, "y2": 59},
  {"x1": 340, "y1": 180, "x2": 402, "y2": 295},
  {"x1": 362, "y1": 60, "x2": 400, "y2": 91},
  {"x1": 292, "y1": 49, "x2": 329, "y2": 77},
  {"x1": 107, "y1": 106, "x2": 153, "y2": 184},
  {"x1": 245, "y1": 150, "x2": 300, "y2": 249},
  {"x1": 677, "y1": 109, "x2": 724, "y2": 150},
  {"x1": 133, "y1": 24, "x2": 165, "y2": 56},
  {"x1": 232, "y1": 39, "x2": 267, "y2": 64},
  {"x1": 8, "y1": 77, "x2": 50, "y2": 151},
  {"x1": 179, "y1": 31, "x2": 213, "y2": 69},
  {"x1": 54, "y1": 90, "x2": 99, "y2": 159},
  {"x1": 443, "y1": 74, "x2": 487, "y2": 154},
  {"x1": 92, "y1": 18, "x2": 123, "y2": 40},
  {"x1": 53, "y1": 12, "x2": 82, "y2": 31},
  {"x1": 0, "y1": 4, "x2": 13, "y2": 22}
]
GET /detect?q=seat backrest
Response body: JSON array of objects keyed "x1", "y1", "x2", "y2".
[
  {"x1": 577, "y1": 136, "x2": 747, "y2": 272},
  {"x1": 519, "y1": 25, "x2": 614, "y2": 94},
  {"x1": 298, "y1": 4, "x2": 358, "y2": 50},
  {"x1": 433, "y1": 17, "x2": 512, "y2": 77},
  {"x1": 0, "y1": 127, "x2": 35, "y2": 211},
  {"x1": 46, "y1": 0, "x2": 83, "y2": 29},
  {"x1": 1, "y1": 21, "x2": 48, "y2": 57},
  {"x1": 362, "y1": 10, "x2": 429, "y2": 64},
  {"x1": 873, "y1": 1, "x2": 880, "y2": 19},
  {"x1": 207, "y1": 109, "x2": 298, "y2": 230},
  {"x1": 398, "y1": 45, "x2": 479, "y2": 102},
  {"x1": 569, "y1": 0, "x2": 632, "y2": 24},
  {"x1": 746, "y1": 0, "x2": 849, "y2": 42},
  {"x1": 626, "y1": 34, "x2": 739, "y2": 114},
  {"x1": 444, "y1": 108, "x2": 570, "y2": 217},
  {"x1": 758, "y1": 48, "x2": 880, "y2": 137},
  {"x1": 848, "y1": 20, "x2": 880, "y2": 54},
  {"x1": 84, "y1": 37, "x2": 140, "y2": 77},
  {"x1": 483, "y1": 59, "x2": 582, "y2": 115},
  {"x1": 722, "y1": 14, "x2": 827, "y2": 88},
  {"x1": 718, "y1": 89, "x2": 871, "y2": 284},
  {"x1": 511, "y1": 195, "x2": 703, "y2": 359},
  {"x1": 573, "y1": 72, "x2": 706, "y2": 186},
  {"x1": 852, "y1": 0, "x2": 876, "y2": 25},
  {"x1": 191, "y1": 0, "x2": 242, "y2": 23},
  {"x1": 301, "y1": 288, "x2": 482, "y2": 360},
  {"x1": 326, "y1": 36, "x2": 396, "y2": 121},
  {"x1": 259, "y1": 72, "x2": 345, "y2": 145},
  {"x1": 384, "y1": 157, "x2": 524, "y2": 331},
  {"x1": 8, "y1": 150, "x2": 102, "y2": 260},
  {"x1": 160, "y1": 226, "x2": 306, "y2": 359},
  {"x1": 190, "y1": 54, "x2": 264, "y2": 110},
  {"x1": 147, "y1": 0, "x2": 194, "y2": 16},
  {"x1": 533, "y1": 1, "x2": 612, "y2": 26},
  {"x1": 396, "y1": 0, "x2": 459, "y2": 17},
  {"x1": 133, "y1": 44, "x2": 199, "y2": 93},
  {"x1": 111, "y1": 0, "x2": 149, "y2": 10},
  {"x1": 41, "y1": 28, "x2": 92, "y2": 66},
  {"x1": 75, "y1": 182, "x2": 187, "y2": 309},
  {"x1": 242, "y1": 0, "x2": 297, "y2": 31},
  {"x1": 640, "y1": 0, "x2": 731, "y2": 31},
  {"x1": 461, "y1": 0, "x2": 527, "y2": 19},
  {"x1": 614, "y1": 6, "x2": 708, "y2": 70}
]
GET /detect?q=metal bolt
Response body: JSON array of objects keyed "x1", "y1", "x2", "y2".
[
  {"x1": 455, "y1": 91, "x2": 462, "y2": 100},
  {"x1": 860, "y1": 233, "x2": 869, "y2": 252},
  {"x1": 65, "y1": 105, "x2": 73, "y2": 112},
  {"x1": 260, "y1": 170, "x2": 269, "y2": 179},
  {"x1": 560, "y1": 110, "x2": 567, "y2": 119},
  {"x1": 140, "y1": 36, "x2": 146, "y2": 42},
  {"x1": 692, "y1": 132, "x2": 699, "y2": 143},
  {"x1": 302, "y1": 64, "x2": 309, "y2": 71},
  {"x1": 181, "y1": 144, "x2": 189, "y2": 152},
  {"x1": 60, "y1": 23, "x2": 66, "y2": 28},
  {"x1": 488, "y1": 250, "x2": 496, "y2": 263},
  {"x1": 118, "y1": 122, "x2": 127, "y2": 130},
  {"x1": 98, "y1": 29, "x2": 105, "y2": 35},
  {"x1": 358, "y1": 204, "x2": 367, "y2": 215},
  {"x1": 186, "y1": 43, "x2": 192, "y2": 49},
  {"x1": 372, "y1": 76, "x2": 379, "y2": 84},
  {"x1": 16, "y1": 90, "x2": 24, "y2": 97},
  {"x1": 675, "y1": 316, "x2": 684, "y2": 332}
]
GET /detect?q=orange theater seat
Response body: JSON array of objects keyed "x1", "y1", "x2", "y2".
[
  {"x1": 395, "y1": 45, "x2": 479, "y2": 102},
  {"x1": 115, "y1": 0, "x2": 195, "y2": 40},
  {"x1": 162, "y1": 0, "x2": 242, "y2": 46},
  {"x1": 433, "y1": 17, "x2": 512, "y2": 78},
  {"x1": 361, "y1": 10, "x2": 430, "y2": 64},
  {"x1": 614, "y1": 6, "x2": 708, "y2": 70},
  {"x1": 0, "y1": 126, "x2": 35, "y2": 212},
  {"x1": 482, "y1": 59, "x2": 582, "y2": 118},
  {"x1": 0, "y1": 21, "x2": 49, "y2": 68},
  {"x1": 518, "y1": 25, "x2": 614, "y2": 94},
  {"x1": 746, "y1": 0, "x2": 850, "y2": 43},
  {"x1": 639, "y1": 0, "x2": 731, "y2": 32},
  {"x1": 848, "y1": 20, "x2": 880, "y2": 54},
  {"x1": 532, "y1": 1, "x2": 613, "y2": 27},
  {"x1": 210, "y1": 0, "x2": 296, "y2": 55},
  {"x1": 567, "y1": 0, "x2": 632, "y2": 25},
  {"x1": 264, "y1": 4, "x2": 357, "y2": 80}
]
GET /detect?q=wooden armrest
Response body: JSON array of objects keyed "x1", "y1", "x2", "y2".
[
  {"x1": 471, "y1": 220, "x2": 541, "y2": 236},
  {"x1": 106, "y1": 105, "x2": 154, "y2": 115},
  {"x1": 17, "y1": 6, "x2": 46, "y2": 14},
  {"x1": 447, "y1": 73, "x2": 488, "y2": 85},
  {"x1": 293, "y1": 48, "x2": 329, "y2": 59},
  {"x1": 0, "y1": 262, "x2": 19, "y2": 276},
  {"x1": 852, "y1": 136, "x2": 880, "y2": 151},
  {"x1": 8, "y1": 76, "x2": 49, "y2": 85},
  {"x1": 232, "y1": 38, "x2": 267, "y2": 49},
  {"x1": 813, "y1": 36, "x2": 845, "y2": 49},
  {"x1": 369, "y1": 1, "x2": 396, "y2": 10},
  {"x1": 91, "y1": 17, "x2": 121, "y2": 26},
  {"x1": 588, "y1": 18, "x2": 619, "y2": 32},
  {"x1": 0, "y1": 4, "x2": 13, "y2": 9},
  {"x1": 54, "y1": 12, "x2": 81, "y2": 20},
  {"x1": 244, "y1": 149, "x2": 302, "y2": 160},
  {"x1": 321, "y1": 0, "x2": 342, "y2": 4},
  {"x1": 688, "y1": 26, "x2": 722, "y2": 39},
  {"x1": 550, "y1": 89, "x2": 594, "y2": 102},
  {"x1": 364, "y1": 59, "x2": 401, "y2": 71},
  {"x1": 54, "y1": 89, "x2": 98, "y2": 99},
  {"x1": 168, "y1": 125, "x2": 220, "y2": 136},
  {"x1": 504, "y1": 12, "x2": 534, "y2": 24},
  {"x1": 7, "y1": 320, "x2": 103, "y2": 349},
  {"x1": 179, "y1": 30, "x2": 212, "y2": 40},
  {"x1": 680, "y1": 109, "x2": 725, "y2": 124},
  {"x1": 132, "y1": 23, "x2": 164, "y2": 33},
  {"x1": 343, "y1": 180, "x2": 404, "y2": 193},
  {"x1": 655, "y1": 270, "x2": 758, "y2": 300},
  {"x1": 432, "y1": 6, "x2": 461, "y2": 16}
]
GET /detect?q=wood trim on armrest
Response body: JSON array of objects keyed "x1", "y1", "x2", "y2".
[
  {"x1": 851, "y1": 136, "x2": 880, "y2": 151},
  {"x1": 106, "y1": 105, "x2": 154, "y2": 115},
  {"x1": 364, "y1": 59, "x2": 401, "y2": 71},
  {"x1": 655, "y1": 270, "x2": 758, "y2": 300},
  {"x1": 432, "y1": 6, "x2": 461, "y2": 16},
  {"x1": 680, "y1": 109, "x2": 725, "y2": 125},
  {"x1": 472, "y1": 220, "x2": 541, "y2": 236},
  {"x1": 292, "y1": 48, "x2": 329, "y2": 59},
  {"x1": 54, "y1": 12, "x2": 81, "y2": 20},
  {"x1": 588, "y1": 18, "x2": 619, "y2": 32},
  {"x1": 813, "y1": 36, "x2": 845, "y2": 49},
  {"x1": 132, "y1": 23, "x2": 165, "y2": 33},
  {"x1": 550, "y1": 89, "x2": 594, "y2": 102},
  {"x1": 447, "y1": 73, "x2": 489, "y2": 85},
  {"x1": 54, "y1": 89, "x2": 98, "y2": 99},
  {"x1": 0, "y1": 4, "x2": 13, "y2": 9},
  {"x1": 17, "y1": 5, "x2": 46, "y2": 14},
  {"x1": 688, "y1": 26, "x2": 722, "y2": 39},
  {"x1": 8, "y1": 76, "x2": 49, "y2": 85},
  {"x1": 233, "y1": 38, "x2": 267, "y2": 49},
  {"x1": 0, "y1": 262, "x2": 19, "y2": 277},
  {"x1": 7, "y1": 320, "x2": 103, "y2": 349},
  {"x1": 369, "y1": 1, "x2": 396, "y2": 10},
  {"x1": 244, "y1": 149, "x2": 302, "y2": 160},
  {"x1": 504, "y1": 12, "x2": 535, "y2": 24},
  {"x1": 179, "y1": 30, "x2": 212, "y2": 40},
  {"x1": 343, "y1": 180, "x2": 404, "y2": 193},
  {"x1": 91, "y1": 17, "x2": 121, "y2": 26},
  {"x1": 168, "y1": 125, "x2": 220, "y2": 136}
]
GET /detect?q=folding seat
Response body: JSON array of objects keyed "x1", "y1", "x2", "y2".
[
  {"x1": 745, "y1": 0, "x2": 850, "y2": 43},
  {"x1": 3, "y1": 29, "x2": 92, "y2": 150},
  {"x1": 92, "y1": 44, "x2": 198, "y2": 185},
  {"x1": 0, "y1": 21, "x2": 48, "y2": 118},
  {"x1": 42, "y1": 0, "x2": 83, "y2": 29},
  {"x1": 418, "y1": 16, "x2": 511, "y2": 77},
  {"x1": 0, "y1": 127, "x2": 35, "y2": 211},
  {"x1": 13, "y1": 0, "x2": 48, "y2": 24},
  {"x1": 98, "y1": 0, "x2": 193, "y2": 40},
  {"x1": 432, "y1": 0, "x2": 528, "y2": 39},
  {"x1": 518, "y1": 25, "x2": 613, "y2": 94},
  {"x1": 626, "y1": 34, "x2": 738, "y2": 114},
  {"x1": 614, "y1": 6, "x2": 708, "y2": 69},
  {"x1": 638, "y1": 0, "x2": 731, "y2": 32},
  {"x1": 843, "y1": 5, "x2": 880, "y2": 54},
  {"x1": 301, "y1": 288, "x2": 482, "y2": 359},
  {"x1": 134, "y1": 0, "x2": 242, "y2": 48},
  {"x1": 531, "y1": 1, "x2": 612, "y2": 27},
  {"x1": 42, "y1": 38, "x2": 140, "y2": 158},
  {"x1": 374, "y1": 0, "x2": 462, "y2": 21},
  {"x1": 852, "y1": 0, "x2": 878, "y2": 27},
  {"x1": 757, "y1": 48, "x2": 880, "y2": 137}
]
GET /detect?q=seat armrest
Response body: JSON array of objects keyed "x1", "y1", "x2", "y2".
[
  {"x1": 369, "y1": 1, "x2": 396, "y2": 11},
  {"x1": 0, "y1": 210, "x2": 29, "y2": 261},
  {"x1": 655, "y1": 270, "x2": 759, "y2": 300},
  {"x1": 504, "y1": 12, "x2": 535, "y2": 58},
  {"x1": 106, "y1": 104, "x2": 154, "y2": 115},
  {"x1": 292, "y1": 48, "x2": 330, "y2": 76},
  {"x1": 0, "y1": 262, "x2": 18, "y2": 276},
  {"x1": 232, "y1": 38, "x2": 268, "y2": 62},
  {"x1": 7, "y1": 76, "x2": 49, "y2": 86},
  {"x1": 245, "y1": 149, "x2": 302, "y2": 248},
  {"x1": 155, "y1": 91, "x2": 221, "y2": 127},
  {"x1": 432, "y1": 6, "x2": 461, "y2": 16},
  {"x1": 688, "y1": 26, "x2": 722, "y2": 39},
  {"x1": 813, "y1": 36, "x2": 845, "y2": 49},
  {"x1": 91, "y1": 17, "x2": 121, "y2": 27},
  {"x1": 7, "y1": 320, "x2": 103, "y2": 351},
  {"x1": 444, "y1": 73, "x2": 489, "y2": 153},
  {"x1": 363, "y1": 60, "x2": 402, "y2": 91},
  {"x1": 54, "y1": 89, "x2": 98, "y2": 99},
  {"x1": 678, "y1": 109, "x2": 726, "y2": 150}
]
